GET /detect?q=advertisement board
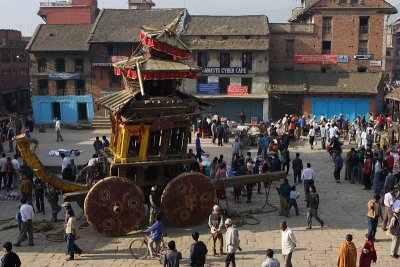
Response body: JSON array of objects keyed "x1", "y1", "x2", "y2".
[
  {"x1": 201, "y1": 67, "x2": 248, "y2": 75},
  {"x1": 294, "y1": 54, "x2": 338, "y2": 65},
  {"x1": 338, "y1": 55, "x2": 350, "y2": 63},
  {"x1": 354, "y1": 54, "x2": 373, "y2": 60},
  {"x1": 370, "y1": 61, "x2": 382, "y2": 67},
  {"x1": 197, "y1": 83, "x2": 220, "y2": 94},
  {"x1": 227, "y1": 85, "x2": 248, "y2": 96}
]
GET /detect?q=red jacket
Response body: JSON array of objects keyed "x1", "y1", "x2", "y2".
[
  {"x1": 386, "y1": 154, "x2": 394, "y2": 170},
  {"x1": 363, "y1": 158, "x2": 373, "y2": 174}
]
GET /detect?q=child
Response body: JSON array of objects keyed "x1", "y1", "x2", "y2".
[
  {"x1": 163, "y1": 240, "x2": 182, "y2": 267},
  {"x1": 359, "y1": 234, "x2": 377, "y2": 267},
  {"x1": 285, "y1": 186, "x2": 299, "y2": 217}
]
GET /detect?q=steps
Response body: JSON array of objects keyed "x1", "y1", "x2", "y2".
[{"x1": 92, "y1": 116, "x2": 111, "y2": 129}]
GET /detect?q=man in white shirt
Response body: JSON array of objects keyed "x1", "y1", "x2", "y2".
[
  {"x1": 280, "y1": 221, "x2": 297, "y2": 267},
  {"x1": 11, "y1": 155, "x2": 20, "y2": 189},
  {"x1": 0, "y1": 153, "x2": 7, "y2": 190},
  {"x1": 320, "y1": 124, "x2": 327, "y2": 149},
  {"x1": 60, "y1": 153, "x2": 70, "y2": 173},
  {"x1": 54, "y1": 117, "x2": 64, "y2": 142},
  {"x1": 261, "y1": 249, "x2": 280, "y2": 267},
  {"x1": 225, "y1": 218, "x2": 241, "y2": 267},
  {"x1": 15, "y1": 198, "x2": 34, "y2": 247},
  {"x1": 382, "y1": 189, "x2": 396, "y2": 231},
  {"x1": 301, "y1": 163, "x2": 316, "y2": 199}
]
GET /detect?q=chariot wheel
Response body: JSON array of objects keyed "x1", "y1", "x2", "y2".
[
  {"x1": 84, "y1": 177, "x2": 145, "y2": 236},
  {"x1": 161, "y1": 172, "x2": 216, "y2": 227}
]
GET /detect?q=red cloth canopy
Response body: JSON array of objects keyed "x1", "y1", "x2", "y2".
[{"x1": 140, "y1": 32, "x2": 189, "y2": 58}]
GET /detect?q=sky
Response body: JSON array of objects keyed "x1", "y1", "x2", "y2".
[{"x1": 0, "y1": 0, "x2": 399, "y2": 36}]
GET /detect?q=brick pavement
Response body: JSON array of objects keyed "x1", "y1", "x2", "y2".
[{"x1": 0, "y1": 132, "x2": 399, "y2": 266}]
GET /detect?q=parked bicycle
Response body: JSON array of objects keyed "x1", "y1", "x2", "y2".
[{"x1": 129, "y1": 233, "x2": 167, "y2": 261}]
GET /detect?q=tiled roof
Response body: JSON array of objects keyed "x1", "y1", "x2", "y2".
[
  {"x1": 269, "y1": 71, "x2": 383, "y2": 95},
  {"x1": 26, "y1": 24, "x2": 92, "y2": 52},
  {"x1": 386, "y1": 88, "x2": 400, "y2": 101},
  {"x1": 184, "y1": 37, "x2": 268, "y2": 50},
  {"x1": 96, "y1": 90, "x2": 138, "y2": 112}
]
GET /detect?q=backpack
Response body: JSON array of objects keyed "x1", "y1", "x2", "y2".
[{"x1": 389, "y1": 215, "x2": 399, "y2": 236}]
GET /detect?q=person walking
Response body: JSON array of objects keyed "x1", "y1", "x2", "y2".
[
  {"x1": 388, "y1": 207, "x2": 400, "y2": 258},
  {"x1": 208, "y1": 205, "x2": 224, "y2": 256},
  {"x1": 320, "y1": 124, "x2": 327, "y2": 149},
  {"x1": 149, "y1": 185, "x2": 161, "y2": 226},
  {"x1": 306, "y1": 185, "x2": 324, "y2": 229},
  {"x1": 367, "y1": 195, "x2": 382, "y2": 241},
  {"x1": 190, "y1": 231, "x2": 208, "y2": 267},
  {"x1": 65, "y1": 209, "x2": 83, "y2": 261},
  {"x1": 34, "y1": 178, "x2": 45, "y2": 214},
  {"x1": 1, "y1": 242, "x2": 21, "y2": 267},
  {"x1": 362, "y1": 153, "x2": 373, "y2": 190},
  {"x1": 0, "y1": 153, "x2": 7, "y2": 190},
  {"x1": 225, "y1": 218, "x2": 241, "y2": 267},
  {"x1": 14, "y1": 198, "x2": 34, "y2": 247},
  {"x1": 231, "y1": 137, "x2": 241, "y2": 166},
  {"x1": 307, "y1": 126, "x2": 315, "y2": 149},
  {"x1": 301, "y1": 163, "x2": 316, "y2": 199},
  {"x1": 217, "y1": 123, "x2": 224, "y2": 147},
  {"x1": 359, "y1": 234, "x2": 377, "y2": 267},
  {"x1": 195, "y1": 133, "x2": 204, "y2": 162},
  {"x1": 102, "y1": 136, "x2": 109, "y2": 149},
  {"x1": 19, "y1": 176, "x2": 33, "y2": 207},
  {"x1": 292, "y1": 153, "x2": 303, "y2": 184},
  {"x1": 7, "y1": 126, "x2": 14, "y2": 152},
  {"x1": 338, "y1": 234, "x2": 357, "y2": 267},
  {"x1": 280, "y1": 221, "x2": 297, "y2": 267},
  {"x1": 261, "y1": 249, "x2": 280, "y2": 267},
  {"x1": 163, "y1": 240, "x2": 182, "y2": 267},
  {"x1": 262, "y1": 133, "x2": 269, "y2": 159},
  {"x1": 278, "y1": 178, "x2": 291, "y2": 216},
  {"x1": 93, "y1": 136, "x2": 103, "y2": 155},
  {"x1": 285, "y1": 186, "x2": 299, "y2": 217},
  {"x1": 54, "y1": 117, "x2": 63, "y2": 142},
  {"x1": 382, "y1": 188, "x2": 396, "y2": 231},
  {"x1": 11, "y1": 155, "x2": 20, "y2": 190},
  {"x1": 334, "y1": 152, "x2": 343, "y2": 183},
  {"x1": 5, "y1": 157, "x2": 14, "y2": 191}
]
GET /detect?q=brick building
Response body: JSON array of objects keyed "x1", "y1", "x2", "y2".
[
  {"x1": 128, "y1": 0, "x2": 155, "y2": 10},
  {"x1": 0, "y1": 30, "x2": 30, "y2": 114},
  {"x1": 181, "y1": 16, "x2": 270, "y2": 121},
  {"x1": 386, "y1": 22, "x2": 400, "y2": 82},
  {"x1": 268, "y1": 0, "x2": 397, "y2": 120},
  {"x1": 38, "y1": 0, "x2": 99, "y2": 24}
]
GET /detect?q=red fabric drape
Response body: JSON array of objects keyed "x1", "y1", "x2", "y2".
[{"x1": 140, "y1": 32, "x2": 189, "y2": 58}]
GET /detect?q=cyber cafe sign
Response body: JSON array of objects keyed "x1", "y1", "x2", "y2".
[{"x1": 201, "y1": 67, "x2": 248, "y2": 75}]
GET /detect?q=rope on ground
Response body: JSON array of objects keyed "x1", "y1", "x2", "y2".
[
  {"x1": 33, "y1": 221, "x2": 53, "y2": 233},
  {"x1": 223, "y1": 207, "x2": 277, "y2": 227},
  {"x1": 46, "y1": 230, "x2": 80, "y2": 242}
]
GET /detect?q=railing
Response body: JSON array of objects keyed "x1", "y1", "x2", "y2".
[{"x1": 40, "y1": 1, "x2": 72, "y2": 7}]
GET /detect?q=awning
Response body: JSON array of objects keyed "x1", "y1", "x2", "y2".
[{"x1": 96, "y1": 90, "x2": 139, "y2": 113}]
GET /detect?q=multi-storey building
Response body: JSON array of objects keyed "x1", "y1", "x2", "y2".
[
  {"x1": 181, "y1": 16, "x2": 270, "y2": 121},
  {"x1": 0, "y1": 30, "x2": 30, "y2": 114},
  {"x1": 268, "y1": 0, "x2": 397, "y2": 120},
  {"x1": 386, "y1": 22, "x2": 400, "y2": 82}
]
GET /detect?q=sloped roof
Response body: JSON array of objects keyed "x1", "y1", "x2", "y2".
[
  {"x1": 26, "y1": 24, "x2": 92, "y2": 52},
  {"x1": 114, "y1": 56, "x2": 200, "y2": 73},
  {"x1": 96, "y1": 90, "x2": 139, "y2": 112},
  {"x1": 269, "y1": 71, "x2": 383, "y2": 95},
  {"x1": 183, "y1": 15, "x2": 269, "y2": 36},
  {"x1": 89, "y1": 8, "x2": 185, "y2": 43},
  {"x1": 185, "y1": 37, "x2": 268, "y2": 50},
  {"x1": 386, "y1": 88, "x2": 400, "y2": 101}
]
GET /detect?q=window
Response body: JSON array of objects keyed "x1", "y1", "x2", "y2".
[
  {"x1": 109, "y1": 68, "x2": 121, "y2": 88},
  {"x1": 1, "y1": 50, "x2": 10, "y2": 63},
  {"x1": 241, "y1": 78, "x2": 252, "y2": 94},
  {"x1": 55, "y1": 58, "x2": 65, "y2": 72},
  {"x1": 358, "y1": 40, "x2": 368, "y2": 55},
  {"x1": 107, "y1": 44, "x2": 118, "y2": 55},
  {"x1": 197, "y1": 52, "x2": 208, "y2": 68},
  {"x1": 351, "y1": 0, "x2": 359, "y2": 4},
  {"x1": 322, "y1": 17, "x2": 332, "y2": 35},
  {"x1": 338, "y1": 0, "x2": 346, "y2": 4},
  {"x1": 76, "y1": 80, "x2": 85, "y2": 95},
  {"x1": 359, "y1": 17, "x2": 369, "y2": 34},
  {"x1": 38, "y1": 79, "x2": 48, "y2": 95},
  {"x1": 321, "y1": 66, "x2": 331, "y2": 73},
  {"x1": 357, "y1": 66, "x2": 367, "y2": 72},
  {"x1": 219, "y1": 77, "x2": 230, "y2": 94},
  {"x1": 220, "y1": 53, "x2": 230, "y2": 68},
  {"x1": 75, "y1": 59, "x2": 84, "y2": 72},
  {"x1": 242, "y1": 52, "x2": 252, "y2": 70},
  {"x1": 285, "y1": 40, "x2": 295, "y2": 59},
  {"x1": 38, "y1": 59, "x2": 47, "y2": 72},
  {"x1": 57, "y1": 80, "x2": 66, "y2": 96},
  {"x1": 322, "y1": 41, "x2": 332, "y2": 54},
  {"x1": 387, "y1": 50, "x2": 392, "y2": 57}
]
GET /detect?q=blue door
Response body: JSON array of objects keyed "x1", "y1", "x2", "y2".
[{"x1": 311, "y1": 98, "x2": 371, "y2": 122}]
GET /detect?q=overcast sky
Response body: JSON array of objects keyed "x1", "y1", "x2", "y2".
[{"x1": 0, "y1": 0, "x2": 399, "y2": 36}]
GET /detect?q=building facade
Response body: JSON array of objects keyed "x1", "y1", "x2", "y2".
[
  {"x1": 0, "y1": 30, "x2": 30, "y2": 114},
  {"x1": 181, "y1": 15, "x2": 270, "y2": 121},
  {"x1": 268, "y1": 0, "x2": 397, "y2": 120},
  {"x1": 38, "y1": 0, "x2": 99, "y2": 24},
  {"x1": 386, "y1": 22, "x2": 400, "y2": 82}
]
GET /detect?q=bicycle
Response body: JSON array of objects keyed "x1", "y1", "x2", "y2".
[{"x1": 129, "y1": 233, "x2": 167, "y2": 261}]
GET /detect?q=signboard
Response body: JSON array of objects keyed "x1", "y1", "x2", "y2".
[
  {"x1": 354, "y1": 54, "x2": 373, "y2": 60},
  {"x1": 227, "y1": 85, "x2": 248, "y2": 96},
  {"x1": 197, "y1": 83, "x2": 220, "y2": 94},
  {"x1": 294, "y1": 54, "x2": 338, "y2": 65},
  {"x1": 201, "y1": 67, "x2": 248, "y2": 75},
  {"x1": 208, "y1": 76, "x2": 219, "y2": 83},
  {"x1": 338, "y1": 55, "x2": 350, "y2": 63},
  {"x1": 370, "y1": 61, "x2": 382, "y2": 67},
  {"x1": 49, "y1": 72, "x2": 82, "y2": 80}
]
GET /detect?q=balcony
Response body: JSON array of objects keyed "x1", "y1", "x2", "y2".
[{"x1": 40, "y1": 1, "x2": 72, "y2": 7}]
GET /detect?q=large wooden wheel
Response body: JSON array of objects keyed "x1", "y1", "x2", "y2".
[
  {"x1": 84, "y1": 177, "x2": 145, "y2": 236},
  {"x1": 161, "y1": 172, "x2": 216, "y2": 227}
]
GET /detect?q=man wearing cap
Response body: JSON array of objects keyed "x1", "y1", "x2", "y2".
[
  {"x1": 190, "y1": 231, "x2": 208, "y2": 267},
  {"x1": 208, "y1": 205, "x2": 224, "y2": 256},
  {"x1": 388, "y1": 207, "x2": 400, "y2": 258},
  {"x1": 1, "y1": 242, "x2": 21, "y2": 267},
  {"x1": 225, "y1": 218, "x2": 241, "y2": 267},
  {"x1": 14, "y1": 198, "x2": 34, "y2": 247},
  {"x1": 280, "y1": 221, "x2": 297, "y2": 267},
  {"x1": 149, "y1": 185, "x2": 161, "y2": 226}
]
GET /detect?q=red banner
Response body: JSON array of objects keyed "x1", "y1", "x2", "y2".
[
  {"x1": 227, "y1": 85, "x2": 248, "y2": 96},
  {"x1": 294, "y1": 54, "x2": 338, "y2": 65}
]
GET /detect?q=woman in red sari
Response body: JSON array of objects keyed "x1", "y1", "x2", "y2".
[
  {"x1": 215, "y1": 163, "x2": 227, "y2": 199},
  {"x1": 359, "y1": 234, "x2": 377, "y2": 267}
]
